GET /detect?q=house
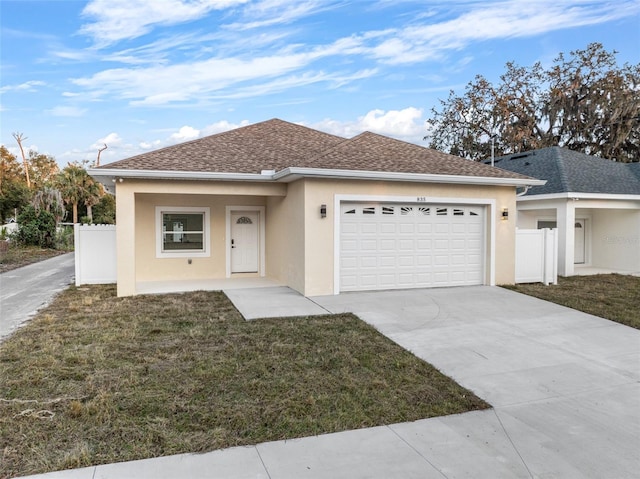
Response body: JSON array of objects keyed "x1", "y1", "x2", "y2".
[
  {"x1": 89, "y1": 119, "x2": 543, "y2": 297},
  {"x1": 487, "y1": 147, "x2": 640, "y2": 276}
]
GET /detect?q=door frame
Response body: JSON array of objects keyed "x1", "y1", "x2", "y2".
[
  {"x1": 333, "y1": 194, "x2": 495, "y2": 294},
  {"x1": 225, "y1": 206, "x2": 266, "y2": 277},
  {"x1": 536, "y1": 216, "x2": 590, "y2": 265}
]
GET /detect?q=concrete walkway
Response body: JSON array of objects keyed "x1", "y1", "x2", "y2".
[
  {"x1": 19, "y1": 286, "x2": 640, "y2": 478},
  {"x1": 0, "y1": 252, "x2": 75, "y2": 340}
]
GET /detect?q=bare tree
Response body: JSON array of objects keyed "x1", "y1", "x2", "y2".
[
  {"x1": 96, "y1": 143, "x2": 107, "y2": 167},
  {"x1": 12, "y1": 132, "x2": 31, "y2": 187}
]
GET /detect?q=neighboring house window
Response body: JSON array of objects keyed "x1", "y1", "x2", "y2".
[
  {"x1": 537, "y1": 220, "x2": 557, "y2": 229},
  {"x1": 156, "y1": 206, "x2": 210, "y2": 258}
]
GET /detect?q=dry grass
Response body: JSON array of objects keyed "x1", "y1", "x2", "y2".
[
  {"x1": 0, "y1": 245, "x2": 67, "y2": 274},
  {"x1": 503, "y1": 274, "x2": 640, "y2": 329},
  {"x1": 0, "y1": 285, "x2": 488, "y2": 478}
]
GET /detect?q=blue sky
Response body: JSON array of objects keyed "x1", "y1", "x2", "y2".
[{"x1": 1, "y1": 0, "x2": 639, "y2": 167}]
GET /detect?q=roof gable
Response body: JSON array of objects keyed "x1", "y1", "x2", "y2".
[
  {"x1": 489, "y1": 147, "x2": 640, "y2": 195},
  {"x1": 101, "y1": 119, "x2": 346, "y2": 174},
  {"x1": 97, "y1": 118, "x2": 531, "y2": 181}
]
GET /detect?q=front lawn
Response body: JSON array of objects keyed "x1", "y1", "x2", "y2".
[
  {"x1": 0, "y1": 285, "x2": 488, "y2": 477},
  {"x1": 503, "y1": 274, "x2": 640, "y2": 329}
]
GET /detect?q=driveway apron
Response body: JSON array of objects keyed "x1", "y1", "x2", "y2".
[
  {"x1": 0, "y1": 252, "x2": 75, "y2": 340},
  {"x1": 312, "y1": 286, "x2": 640, "y2": 479}
]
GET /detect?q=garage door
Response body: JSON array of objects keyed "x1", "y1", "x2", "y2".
[{"x1": 340, "y1": 203, "x2": 485, "y2": 291}]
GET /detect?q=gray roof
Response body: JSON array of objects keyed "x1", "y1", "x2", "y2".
[
  {"x1": 98, "y1": 118, "x2": 531, "y2": 181},
  {"x1": 485, "y1": 147, "x2": 640, "y2": 196}
]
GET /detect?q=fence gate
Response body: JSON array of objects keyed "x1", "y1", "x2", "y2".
[
  {"x1": 74, "y1": 224, "x2": 116, "y2": 286},
  {"x1": 515, "y1": 228, "x2": 558, "y2": 285}
]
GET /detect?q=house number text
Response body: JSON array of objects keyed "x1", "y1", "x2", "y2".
[{"x1": 417, "y1": 196, "x2": 426, "y2": 202}]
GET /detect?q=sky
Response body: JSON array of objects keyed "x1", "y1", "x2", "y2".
[{"x1": 1, "y1": 0, "x2": 639, "y2": 167}]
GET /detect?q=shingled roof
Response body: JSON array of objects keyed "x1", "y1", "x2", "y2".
[
  {"x1": 98, "y1": 119, "x2": 530, "y2": 181},
  {"x1": 486, "y1": 147, "x2": 640, "y2": 196}
]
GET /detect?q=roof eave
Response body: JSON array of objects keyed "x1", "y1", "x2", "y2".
[
  {"x1": 88, "y1": 167, "x2": 545, "y2": 189},
  {"x1": 274, "y1": 167, "x2": 546, "y2": 187},
  {"x1": 518, "y1": 192, "x2": 640, "y2": 201}
]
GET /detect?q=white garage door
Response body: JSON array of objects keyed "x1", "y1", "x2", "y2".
[{"x1": 340, "y1": 203, "x2": 485, "y2": 291}]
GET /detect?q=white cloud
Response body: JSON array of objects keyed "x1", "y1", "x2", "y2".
[
  {"x1": 170, "y1": 126, "x2": 201, "y2": 141},
  {"x1": 311, "y1": 107, "x2": 426, "y2": 143},
  {"x1": 201, "y1": 120, "x2": 250, "y2": 136},
  {"x1": 80, "y1": 0, "x2": 249, "y2": 46},
  {"x1": 225, "y1": 0, "x2": 338, "y2": 30},
  {"x1": 46, "y1": 106, "x2": 87, "y2": 117},
  {"x1": 0, "y1": 80, "x2": 46, "y2": 93},
  {"x1": 92, "y1": 132, "x2": 123, "y2": 149},
  {"x1": 369, "y1": 1, "x2": 640, "y2": 65},
  {"x1": 70, "y1": 41, "x2": 373, "y2": 105}
]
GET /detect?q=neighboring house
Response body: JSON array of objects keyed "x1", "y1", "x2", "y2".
[
  {"x1": 487, "y1": 147, "x2": 640, "y2": 277},
  {"x1": 89, "y1": 119, "x2": 542, "y2": 297}
]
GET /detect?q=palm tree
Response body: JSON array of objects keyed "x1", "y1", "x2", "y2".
[{"x1": 56, "y1": 164, "x2": 99, "y2": 223}]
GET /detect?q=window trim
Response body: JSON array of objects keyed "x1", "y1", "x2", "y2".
[{"x1": 155, "y1": 206, "x2": 210, "y2": 258}]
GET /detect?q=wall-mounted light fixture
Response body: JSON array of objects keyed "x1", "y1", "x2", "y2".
[
  {"x1": 320, "y1": 204, "x2": 327, "y2": 218},
  {"x1": 501, "y1": 208, "x2": 509, "y2": 220}
]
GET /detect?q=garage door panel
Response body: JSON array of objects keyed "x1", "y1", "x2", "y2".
[
  {"x1": 434, "y1": 239, "x2": 449, "y2": 250},
  {"x1": 398, "y1": 255, "x2": 414, "y2": 266},
  {"x1": 399, "y1": 239, "x2": 414, "y2": 250},
  {"x1": 380, "y1": 239, "x2": 396, "y2": 250},
  {"x1": 340, "y1": 202, "x2": 485, "y2": 291},
  {"x1": 380, "y1": 223, "x2": 396, "y2": 234}
]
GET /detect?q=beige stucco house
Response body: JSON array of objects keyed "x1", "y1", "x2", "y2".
[
  {"x1": 487, "y1": 147, "x2": 640, "y2": 277},
  {"x1": 89, "y1": 119, "x2": 543, "y2": 297}
]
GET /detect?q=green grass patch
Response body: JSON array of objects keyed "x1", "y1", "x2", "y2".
[
  {"x1": 0, "y1": 285, "x2": 488, "y2": 477},
  {"x1": 503, "y1": 274, "x2": 640, "y2": 329}
]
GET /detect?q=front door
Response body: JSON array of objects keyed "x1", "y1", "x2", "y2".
[
  {"x1": 231, "y1": 212, "x2": 259, "y2": 273},
  {"x1": 574, "y1": 219, "x2": 585, "y2": 264}
]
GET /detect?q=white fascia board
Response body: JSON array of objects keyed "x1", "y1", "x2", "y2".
[
  {"x1": 273, "y1": 167, "x2": 545, "y2": 187},
  {"x1": 87, "y1": 168, "x2": 273, "y2": 182},
  {"x1": 517, "y1": 192, "x2": 640, "y2": 202},
  {"x1": 88, "y1": 166, "x2": 546, "y2": 188}
]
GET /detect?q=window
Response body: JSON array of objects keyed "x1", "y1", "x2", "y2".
[
  {"x1": 537, "y1": 220, "x2": 557, "y2": 229},
  {"x1": 156, "y1": 206, "x2": 210, "y2": 258},
  {"x1": 363, "y1": 206, "x2": 376, "y2": 215},
  {"x1": 382, "y1": 206, "x2": 395, "y2": 215}
]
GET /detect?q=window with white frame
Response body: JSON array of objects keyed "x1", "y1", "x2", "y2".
[{"x1": 156, "y1": 206, "x2": 210, "y2": 258}]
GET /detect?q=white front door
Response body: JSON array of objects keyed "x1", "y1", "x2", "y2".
[
  {"x1": 231, "y1": 212, "x2": 259, "y2": 273},
  {"x1": 574, "y1": 219, "x2": 585, "y2": 264}
]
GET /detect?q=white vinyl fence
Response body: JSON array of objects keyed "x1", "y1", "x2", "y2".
[
  {"x1": 74, "y1": 224, "x2": 117, "y2": 286},
  {"x1": 515, "y1": 228, "x2": 558, "y2": 285}
]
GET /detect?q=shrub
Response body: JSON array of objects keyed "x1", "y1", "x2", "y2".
[{"x1": 13, "y1": 205, "x2": 57, "y2": 248}]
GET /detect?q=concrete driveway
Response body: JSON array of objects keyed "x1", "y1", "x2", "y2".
[
  {"x1": 313, "y1": 286, "x2": 640, "y2": 478},
  {"x1": 0, "y1": 252, "x2": 75, "y2": 340}
]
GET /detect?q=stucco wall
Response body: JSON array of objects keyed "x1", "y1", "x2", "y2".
[
  {"x1": 591, "y1": 209, "x2": 640, "y2": 271},
  {"x1": 301, "y1": 178, "x2": 517, "y2": 296},
  {"x1": 135, "y1": 193, "x2": 266, "y2": 282},
  {"x1": 115, "y1": 179, "x2": 285, "y2": 296},
  {"x1": 265, "y1": 181, "x2": 306, "y2": 293},
  {"x1": 115, "y1": 177, "x2": 519, "y2": 297}
]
